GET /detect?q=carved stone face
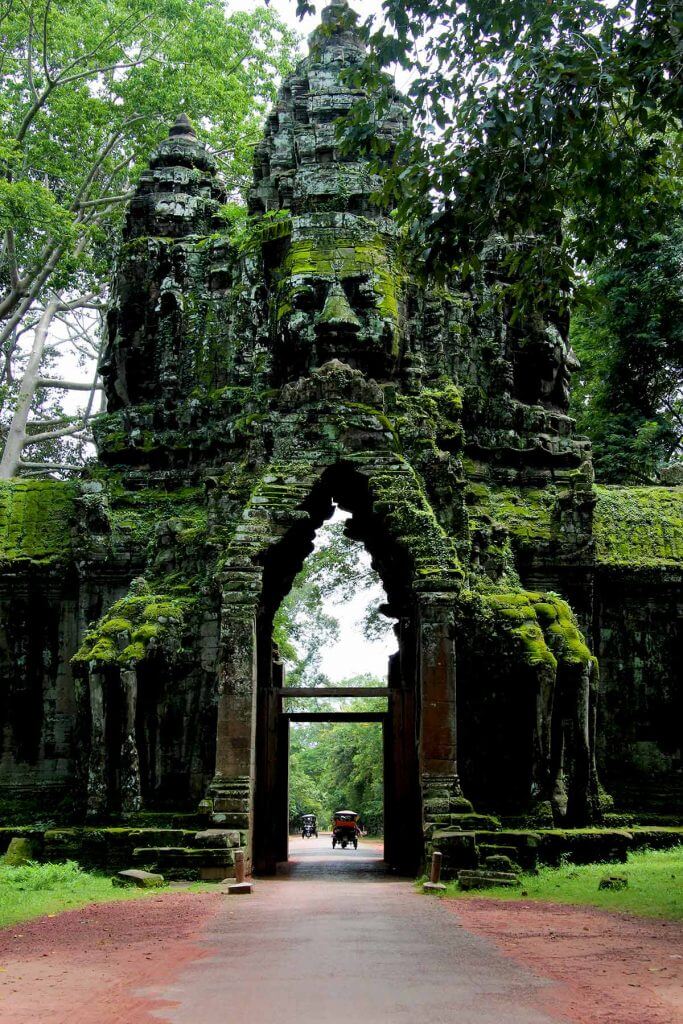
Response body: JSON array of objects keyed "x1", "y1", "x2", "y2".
[
  {"x1": 514, "y1": 322, "x2": 580, "y2": 412},
  {"x1": 273, "y1": 236, "x2": 401, "y2": 379}
]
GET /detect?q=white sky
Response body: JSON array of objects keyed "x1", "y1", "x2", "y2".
[{"x1": 297, "y1": 507, "x2": 398, "y2": 684}]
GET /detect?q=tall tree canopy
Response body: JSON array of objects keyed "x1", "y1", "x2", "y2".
[
  {"x1": 570, "y1": 218, "x2": 683, "y2": 482},
  {"x1": 0, "y1": 0, "x2": 296, "y2": 475},
  {"x1": 273, "y1": 514, "x2": 395, "y2": 688},
  {"x1": 325, "y1": 0, "x2": 682, "y2": 311}
]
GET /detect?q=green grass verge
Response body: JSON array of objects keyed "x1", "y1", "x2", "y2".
[
  {"x1": 439, "y1": 848, "x2": 683, "y2": 921},
  {"x1": 0, "y1": 861, "x2": 212, "y2": 930}
]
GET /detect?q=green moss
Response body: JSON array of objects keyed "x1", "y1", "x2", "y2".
[
  {"x1": 74, "y1": 591, "x2": 193, "y2": 667},
  {"x1": 511, "y1": 622, "x2": 558, "y2": 668},
  {"x1": 476, "y1": 590, "x2": 592, "y2": 671},
  {"x1": 100, "y1": 617, "x2": 133, "y2": 636},
  {"x1": 106, "y1": 484, "x2": 207, "y2": 549},
  {"x1": 87, "y1": 638, "x2": 118, "y2": 663},
  {"x1": 142, "y1": 601, "x2": 183, "y2": 622},
  {"x1": 466, "y1": 483, "x2": 556, "y2": 546},
  {"x1": 594, "y1": 486, "x2": 683, "y2": 567},
  {"x1": 119, "y1": 642, "x2": 145, "y2": 663},
  {"x1": 131, "y1": 623, "x2": 160, "y2": 642},
  {"x1": 276, "y1": 235, "x2": 404, "y2": 353},
  {"x1": 0, "y1": 480, "x2": 77, "y2": 567}
]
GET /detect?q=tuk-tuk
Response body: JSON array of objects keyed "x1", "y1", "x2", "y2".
[
  {"x1": 301, "y1": 813, "x2": 318, "y2": 838},
  {"x1": 331, "y1": 810, "x2": 360, "y2": 849}
]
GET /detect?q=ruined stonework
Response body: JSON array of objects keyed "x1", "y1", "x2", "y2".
[{"x1": 0, "y1": 2, "x2": 681, "y2": 870}]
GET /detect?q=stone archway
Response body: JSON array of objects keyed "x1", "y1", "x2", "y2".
[{"x1": 209, "y1": 455, "x2": 463, "y2": 874}]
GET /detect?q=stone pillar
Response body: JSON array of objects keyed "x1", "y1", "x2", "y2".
[
  {"x1": 566, "y1": 662, "x2": 593, "y2": 825},
  {"x1": 208, "y1": 599, "x2": 257, "y2": 862},
  {"x1": 418, "y1": 595, "x2": 459, "y2": 785},
  {"x1": 86, "y1": 667, "x2": 107, "y2": 818},
  {"x1": 120, "y1": 667, "x2": 141, "y2": 814},
  {"x1": 418, "y1": 595, "x2": 464, "y2": 828}
]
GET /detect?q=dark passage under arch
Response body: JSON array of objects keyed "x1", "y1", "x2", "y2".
[{"x1": 252, "y1": 465, "x2": 422, "y2": 875}]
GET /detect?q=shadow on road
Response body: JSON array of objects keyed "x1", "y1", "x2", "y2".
[{"x1": 276, "y1": 833, "x2": 390, "y2": 881}]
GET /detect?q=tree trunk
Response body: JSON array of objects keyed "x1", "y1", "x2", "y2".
[{"x1": 0, "y1": 298, "x2": 59, "y2": 478}]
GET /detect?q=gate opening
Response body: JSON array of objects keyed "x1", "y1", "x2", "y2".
[
  {"x1": 253, "y1": 495, "x2": 422, "y2": 875},
  {"x1": 288, "y1": 716, "x2": 385, "y2": 866}
]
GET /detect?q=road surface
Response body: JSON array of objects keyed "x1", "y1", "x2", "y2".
[
  {"x1": 2, "y1": 834, "x2": 679, "y2": 1023},
  {"x1": 146, "y1": 834, "x2": 560, "y2": 1023}
]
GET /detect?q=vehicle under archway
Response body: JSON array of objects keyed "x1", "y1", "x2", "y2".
[{"x1": 251, "y1": 474, "x2": 424, "y2": 875}]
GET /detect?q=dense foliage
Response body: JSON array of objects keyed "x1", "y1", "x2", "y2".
[
  {"x1": 316, "y1": 0, "x2": 682, "y2": 311},
  {"x1": 570, "y1": 219, "x2": 683, "y2": 482},
  {"x1": 0, "y1": 0, "x2": 296, "y2": 472},
  {"x1": 289, "y1": 692, "x2": 385, "y2": 834},
  {"x1": 273, "y1": 515, "x2": 394, "y2": 687}
]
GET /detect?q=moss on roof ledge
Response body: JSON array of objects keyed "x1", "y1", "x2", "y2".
[
  {"x1": 0, "y1": 480, "x2": 77, "y2": 567},
  {"x1": 594, "y1": 486, "x2": 683, "y2": 567},
  {"x1": 74, "y1": 584, "x2": 194, "y2": 667}
]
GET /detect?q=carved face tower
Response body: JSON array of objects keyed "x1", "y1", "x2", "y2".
[{"x1": 250, "y1": 1, "x2": 408, "y2": 381}]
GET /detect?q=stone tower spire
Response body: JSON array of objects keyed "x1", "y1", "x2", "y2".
[{"x1": 125, "y1": 114, "x2": 225, "y2": 239}]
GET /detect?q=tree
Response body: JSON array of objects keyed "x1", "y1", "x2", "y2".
[
  {"x1": 275, "y1": 513, "x2": 392, "y2": 831},
  {"x1": 300, "y1": 0, "x2": 681, "y2": 315},
  {"x1": 570, "y1": 218, "x2": 683, "y2": 482},
  {"x1": 288, "y1": 694, "x2": 386, "y2": 833},
  {"x1": 0, "y1": 0, "x2": 296, "y2": 476},
  {"x1": 273, "y1": 514, "x2": 395, "y2": 688}
]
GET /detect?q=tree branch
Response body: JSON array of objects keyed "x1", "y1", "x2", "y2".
[{"x1": 35, "y1": 378, "x2": 103, "y2": 390}]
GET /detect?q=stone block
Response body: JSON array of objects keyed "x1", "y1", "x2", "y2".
[
  {"x1": 2, "y1": 837, "x2": 34, "y2": 865},
  {"x1": 193, "y1": 829, "x2": 241, "y2": 848},
  {"x1": 450, "y1": 813, "x2": 501, "y2": 831},
  {"x1": 113, "y1": 868, "x2": 165, "y2": 888},
  {"x1": 428, "y1": 830, "x2": 478, "y2": 879},
  {"x1": 423, "y1": 880, "x2": 446, "y2": 893},
  {"x1": 479, "y1": 844, "x2": 519, "y2": 862},
  {"x1": 473, "y1": 831, "x2": 540, "y2": 870},
  {"x1": 458, "y1": 870, "x2": 522, "y2": 891},
  {"x1": 538, "y1": 829, "x2": 632, "y2": 866},
  {"x1": 449, "y1": 797, "x2": 474, "y2": 814},
  {"x1": 200, "y1": 865, "x2": 232, "y2": 882},
  {"x1": 226, "y1": 881, "x2": 253, "y2": 894},
  {"x1": 210, "y1": 812, "x2": 250, "y2": 829},
  {"x1": 484, "y1": 854, "x2": 518, "y2": 872},
  {"x1": 598, "y1": 874, "x2": 628, "y2": 890},
  {"x1": 423, "y1": 798, "x2": 450, "y2": 816}
]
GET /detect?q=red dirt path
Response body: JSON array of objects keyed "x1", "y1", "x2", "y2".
[
  {"x1": 0, "y1": 884, "x2": 681, "y2": 1024},
  {"x1": 0, "y1": 891, "x2": 222, "y2": 1024},
  {"x1": 446, "y1": 898, "x2": 683, "y2": 1024}
]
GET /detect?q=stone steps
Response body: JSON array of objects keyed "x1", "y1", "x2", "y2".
[{"x1": 132, "y1": 845, "x2": 241, "y2": 881}]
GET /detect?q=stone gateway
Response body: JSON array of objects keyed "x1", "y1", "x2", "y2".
[{"x1": 0, "y1": 2, "x2": 681, "y2": 872}]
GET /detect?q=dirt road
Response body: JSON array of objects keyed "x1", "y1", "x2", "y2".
[{"x1": 0, "y1": 834, "x2": 680, "y2": 1024}]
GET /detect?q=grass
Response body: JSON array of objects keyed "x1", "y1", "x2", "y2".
[
  {"x1": 0, "y1": 860, "x2": 211, "y2": 930},
  {"x1": 439, "y1": 847, "x2": 683, "y2": 921}
]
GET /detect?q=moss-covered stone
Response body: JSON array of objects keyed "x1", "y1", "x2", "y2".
[
  {"x1": 0, "y1": 480, "x2": 77, "y2": 567},
  {"x1": 594, "y1": 486, "x2": 683, "y2": 567}
]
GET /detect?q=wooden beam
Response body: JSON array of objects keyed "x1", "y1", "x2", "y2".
[
  {"x1": 277, "y1": 687, "x2": 389, "y2": 698},
  {"x1": 284, "y1": 712, "x2": 387, "y2": 723}
]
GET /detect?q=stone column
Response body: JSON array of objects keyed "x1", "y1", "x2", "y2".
[
  {"x1": 208, "y1": 600, "x2": 257, "y2": 858},
  {"x1": 418, "y1": 594, "x2": 462, "y2": 814},
  {"x1": 566, "y1": 662, "x2": 593, "y2": 825},
  {"x1": 120, "y1": 666, "x2": 141, "y2": 814},
  {"x1": 86, "y1": 667, "x2": 107, "y2": 818}
]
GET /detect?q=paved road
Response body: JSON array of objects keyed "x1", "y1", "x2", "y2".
[{"x1": 147, "y1": 835, "x2": 563, "y2": 1024}]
